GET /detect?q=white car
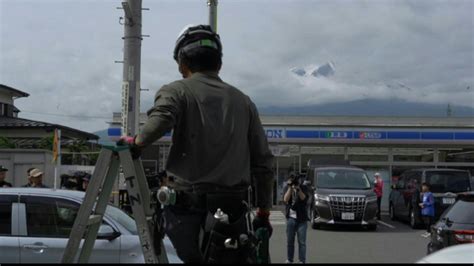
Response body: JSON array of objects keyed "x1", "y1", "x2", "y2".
[
  {"x1": 417, "y1": 243, "x2": 474, "y2": 263},
  {"x1": 0, "y1": 188, "x2": 182, "y2": 263}
]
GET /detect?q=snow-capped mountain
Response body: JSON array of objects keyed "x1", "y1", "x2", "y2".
[{"x1": 290, "y1": 62, "x2": 335, "y2": 78}]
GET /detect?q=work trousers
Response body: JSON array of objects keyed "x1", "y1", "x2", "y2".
[{"x1": 163, "y1": 191, "x2": 249, "y2": 263}]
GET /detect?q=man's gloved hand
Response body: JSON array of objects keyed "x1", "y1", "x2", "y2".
[
  {"x1": 252, "y1": 209, "x2": 273, "y2": 237},
  {"x1": 117, "y1": 136, "x2": 135, "y2": 146},
  {"x1": 117, "y1": 136, "x2": 143, "y2": 159}
]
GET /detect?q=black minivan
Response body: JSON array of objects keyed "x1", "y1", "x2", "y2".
[
  {"x1": 307, "y1": 166, "x2": 378, "y2": 230},
  {"x1": 389, "y1": 168, "x2": 472, "y2": 229}
]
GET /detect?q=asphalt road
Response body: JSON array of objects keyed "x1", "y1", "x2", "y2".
[{"x1": 268, "y1": 209, "x2": 431, "y2": 263}]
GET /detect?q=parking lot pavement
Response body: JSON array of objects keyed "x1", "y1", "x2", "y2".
[{"x1": 269, "y1": 209, "x2": 430, "y2": 263}]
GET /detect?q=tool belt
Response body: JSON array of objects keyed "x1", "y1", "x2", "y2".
[
  {"x1": 171, "y1": 186, "x2": 257, "y2": 263},
  {"x1": 174, "y1": 188, "x2": 249, "y2": 219}
]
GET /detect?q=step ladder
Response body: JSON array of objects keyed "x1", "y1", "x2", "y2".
[{"x1": 61, "y1": 145, "x2": 169, "y2": 263}]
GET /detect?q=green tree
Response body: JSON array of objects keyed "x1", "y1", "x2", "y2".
[
  {"x1": 0, "y1": 137, "x2": 15, "y2": 148},
  {"x1": 37, "y1": 135, "x2": 54, "y2": 150}
]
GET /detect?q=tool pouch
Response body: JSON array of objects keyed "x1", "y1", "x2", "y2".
[{"x1": 203, "y1": 210, "x2": 256, "y2": 264}]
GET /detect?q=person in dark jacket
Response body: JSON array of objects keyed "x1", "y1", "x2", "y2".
[
  {"x1": 119, "y1": 24, "x2": 274, "y2": 263},
  {"x1": 283, "y1": 172, "x2": 310, "y2": 264},
  {"x1": 419, "y1": 182, "x2": 435, "y2": 237},
  {"x1": 0, "y1": 166, "x2": 12, "y2": 188},
  {"x1": 411, "y1": 179, "x2": 422, "y2": 215}
]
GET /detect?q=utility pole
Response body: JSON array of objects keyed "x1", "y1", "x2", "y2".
[
  {"x1": 447, "y1": 103, "x2": 453, "y2": 117},
  {"x1": 120, "y1": 0, "x2": 142, "y2": 137},
  {"x1": 208, "y1": 0, "x2": 218, "y2": 32}
]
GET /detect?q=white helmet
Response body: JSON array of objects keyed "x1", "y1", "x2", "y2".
[{"x1": 173, "y1": 24, "x2": 222, "y2": 62}]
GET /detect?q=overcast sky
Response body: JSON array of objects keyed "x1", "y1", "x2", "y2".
[{"x1": 1, "y1": 0, "x2": 473, "y2": 133}]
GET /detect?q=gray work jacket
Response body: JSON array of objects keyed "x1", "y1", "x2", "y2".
[{"x1": 137, "y1": 72, "x2": 274, "y2": 209}]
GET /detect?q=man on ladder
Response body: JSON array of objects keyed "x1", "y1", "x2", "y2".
[{"x1": 122, "y1": 24, "x2": 275, "y2": 263}]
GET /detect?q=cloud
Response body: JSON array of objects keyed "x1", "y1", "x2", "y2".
[
  {"x1": 218, "y1": 0, "x2": 473, "y2": 108},
  {"x1": 0, "y1": 0, "x2": 472, "y2": 133}
]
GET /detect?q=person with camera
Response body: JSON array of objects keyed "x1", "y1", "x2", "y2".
[
  {"x1": 119, "y1": 24, "x2": 274, "y2": 263},
  {"x1": 283, "y1": 172, "x2": 310, "y2": 264},
  {"x1": 60, "y1": 174, "x2": 80, "y2": 190}
]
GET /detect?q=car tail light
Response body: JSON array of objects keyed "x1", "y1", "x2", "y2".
[{"x1": 454, "y1": 230, "x2": 474, "y2": 243}]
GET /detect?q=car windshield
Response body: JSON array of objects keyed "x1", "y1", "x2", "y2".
[
  {"x1": 105, "y1": 205, "x2": 137, "y2": 235},
  {"x1": 315, "y1": 170, "x2": 371, "y2": 190},
  {"x1": 426, "y1": 171, "x2": 471, "y2": 193},
  {"x1": 442, "y1": 198, "x2": 474, "y2": 224}
]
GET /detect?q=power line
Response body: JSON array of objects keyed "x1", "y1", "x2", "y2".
[{"x1": 21, "y1": 110, "x2": 110, "y2": 120}]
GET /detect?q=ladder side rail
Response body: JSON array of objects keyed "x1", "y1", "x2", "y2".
[
  {"x1": 133, "y1": 158, "x2": 169, "y2": 263},
  {"x1": 119, "y1": 149, "x2": 160, "y2": 263},
  {"x1": 133, "y1": 159, "x2": 154, "y2": 216},
  {"x1": 61, "y1": 149, "x2": 113, "y2": 263},
  {"x1": 77, "y1": 156, "x2": 121, "y2": 263}
]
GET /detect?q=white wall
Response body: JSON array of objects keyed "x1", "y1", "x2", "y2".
[{"x1": 0, "y1": 149, "x2": 55, "y2": 187}]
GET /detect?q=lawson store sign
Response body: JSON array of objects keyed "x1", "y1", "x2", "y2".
[
  {"x1": 264, "y1": 128, "x2": 474, "y2": 141},
  {"x1": 108, "y1": 127, "x2": 474, "y2": 142}
]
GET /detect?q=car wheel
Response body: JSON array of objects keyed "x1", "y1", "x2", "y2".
[
  {"x1": 427, "y1": 242, "x2": 433, "y2": 255},
  {"x1": 311, "y1": 210, "x2": 321, "y2": 229},
  {"x1": 389, "y1": 203, "x2": 396, "y2": 221},
  {"x1": 410, "y1": 208, "x2": 420, "y2": 229}
]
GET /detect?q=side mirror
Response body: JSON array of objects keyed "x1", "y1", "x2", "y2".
[
  {"x1": 444, "y1": 217, "x2": 453, "y2": 227},
  {"x1": 97, "y1": 224, "x2": 121, "y2": 241}
]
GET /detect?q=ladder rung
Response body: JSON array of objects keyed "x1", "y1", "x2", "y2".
[{"x1": 87, "y1": 215, "x2": 103, "y2": 225}]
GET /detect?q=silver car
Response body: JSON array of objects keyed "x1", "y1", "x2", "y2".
[
  {"x1": 0, "y1": 188, "x2": 182, "y2": 263},
  {"x1": 417, "y1": 243, "x2": 474, "y2": 263}
]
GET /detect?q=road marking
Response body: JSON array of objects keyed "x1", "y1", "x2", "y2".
[
  {"x1": 268, "y1": 211, "x2": 287, "y2": 225},
  {"x1": 377, "y1": 220, "x2": 396, "y2": 229},
  {"x1": 270, "y1": 211, "x2": 287, "y2": 225},
  {"x1": 253, "y1": 210, "x2": 287, "y2": 225}
]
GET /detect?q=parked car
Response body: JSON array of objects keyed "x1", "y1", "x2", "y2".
[
  {"x1": 306, "y1": 166, "x2": 378, "y2": 230},
  {"x1": 0, "y1": 188, "x2": 182, "y2": 263},
  {"x1": 389, "y1": 168, "x2": 472, "y2": 229},
  {"x1": 427, "y1": 192, "x2": 474, "y2": 254},
  {"x1": 417, "y1": 243, "x2": 474, "y2": 263}
]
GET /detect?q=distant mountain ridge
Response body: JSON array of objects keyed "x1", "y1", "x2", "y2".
[{"x1": 258, "y1": 99, "x2": 474, "y2": 117}]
